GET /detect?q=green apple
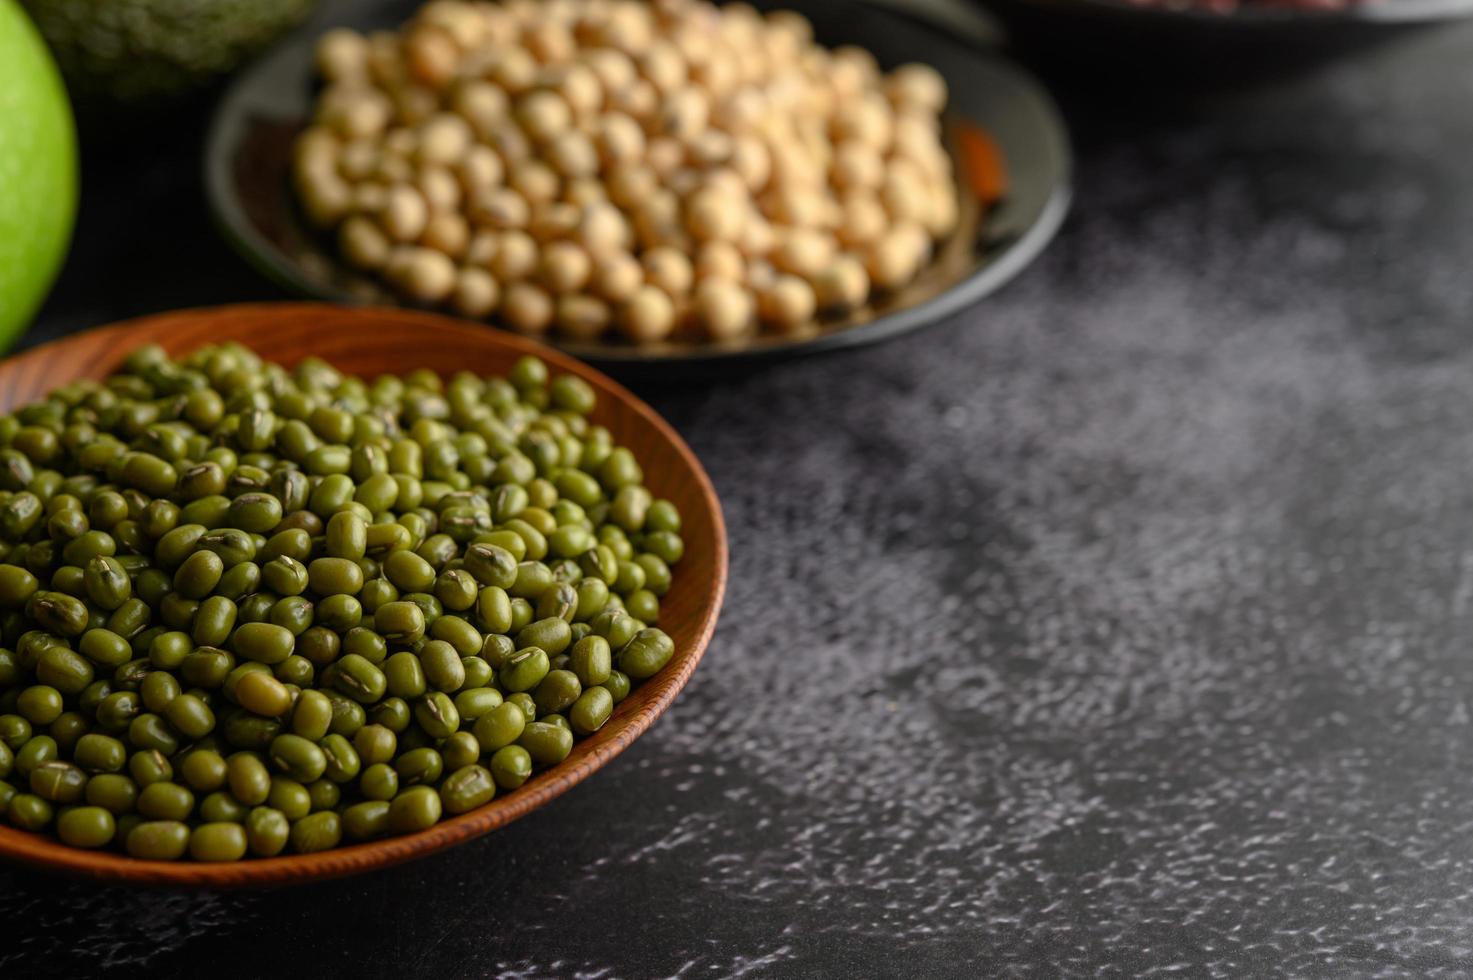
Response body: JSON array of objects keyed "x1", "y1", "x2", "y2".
[{"x1": 0, "y1": 0, "x2": 76, "y2": 349}]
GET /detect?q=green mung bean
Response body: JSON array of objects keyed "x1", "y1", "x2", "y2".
[{"x1": 0, "y1": 345, "x2": 684, "y2": 860}]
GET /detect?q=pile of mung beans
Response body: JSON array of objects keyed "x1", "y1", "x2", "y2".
[
  {"x1": 0, "y1": 343, "x2": 683, "y2": 861},
  {"x1": 294, "y1": 0, "x2": 959, "y2": 344}
]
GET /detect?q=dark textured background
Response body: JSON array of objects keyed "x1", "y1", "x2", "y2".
[{"x1": 7, "y1": 6, "x2": 1473, "y2": 977}]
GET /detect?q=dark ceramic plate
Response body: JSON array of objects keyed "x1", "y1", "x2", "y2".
[
  {"x1": 205, "y1": 0, "x2": 1071, "y2": 373},
  {"x1": 978, "y1": 0, "x2": 1473, "y2": 80}
]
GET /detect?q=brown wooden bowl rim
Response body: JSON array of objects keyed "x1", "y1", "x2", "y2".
[{"x1": 0, "y1": 303, "x2": 728, "y2": 887}]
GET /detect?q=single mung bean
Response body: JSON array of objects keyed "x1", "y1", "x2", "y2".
[
  {"x1": 222, "y1": 710, "x2": 279, "y2": 750},
  {"x1": 128, "y1": 713, "x2": 178, "y2": 754},
  {"x1": 635, "y1": 554, "x2": 672, "y2": 596},
  {"x1": 320, "y1": 733, "x2": 362, "y2": 783},
  {"x1": 517, "y1": 617, "x2": 572, "y2": 656},
  {"x1": 418, "y1": 640, "x2": 465, "y2": 693},
  {"x1": 129, "y1": 747, "x2": 172, "y2": 787},
  {"x1": 149, "y1": 631, "x2": 193, "y2": 671},
  {"x1": 85, "y1": 773, "x2": 138, "y2": 814},
  {"x1": 343, "y1": 800, "x2": 390, "y2": 840},
  {"x1": 73, "y1": 732, "x2": 127, "y2": 772},
  {"x1": 83, "y1": 556, "x2": 131, "y2": 611},
  {"x1": 433, "y1": 569, "x2": 478, "y2": 611},
  {"x1": 181, "y1": 647, "x2": 237, "y2": 690},
  {"x1": 383, "y1": 550, "x2": 436, "y2": 592},
  {"x1": 440, "y1": 764, "x2": 496, "y2": 814},
  {"x1": 489, "y1": 745, "x2": 532, "y2": 790},
  {"x1": 227, "y1": 493, "x2": 283, "y2": 534},
  {"x1": 359, "y1": 761, "x2": 399, "y2": 801},
  {"x1": 387, "y1": 785, "x2": 442, "y2": 834},
  {"x1": 296, "y1": 626, "x2": 340, "y2": 666},
  {"x1": 413, "y1": 691, "x2": 460, "y2": 739},
  {"x1": 197, "y1": 528, "x2": 256, "y2": 567},
  {"x1": 569, "y1": 635, "x2": 612, "y2": 687},
  {"x1": 533, "y1": 669, "x2": 582, "y2": 716},
  {"x1": 268, "y1": 778, "x2": 312, "y2": 820},
  {"x1": 36, "y1": 646, "x2": 93, "y2": 696},
  {"x1": 270, "y1": 734, "x2": 327, "y2": 783},
  {"x1": 570, "y1": 686, "x2": 614, "y2": 735},
  {"x1": 308, "y1": 777, "x2": 341, "y2": 813},
  {"x1": 231, "y1": 622, "x2": 296, "y2": 665},
  {"x1": 499, "y1": 647, "x2": 550, "y2": 693},
  {"x1": 308, "y1": 557, "x2": 365, "y2": 596},
  {"x1": 617, "y1": 628, "x2": 675, "y2": 680},
  {"x1": 195, "y1": 792, "x2": 245, "y2": 826},
  {"x1": 173, "y1": 550, "x2": 224, "y2": 600},
  {"x1": 394, "y1": 746, "x2": 443, "y2": 786},
  {"x1": 164, "y1": 693, "x2": 215, "y2": 739},
  {"x1": 193, "y1": 595, "x2": 239, "y2": 647},
  {"x1": 519, "y1": 721, "x2": 574, "y2": 766},
  {"x1": 28, "y1": 592, "x2": 88, "y2": 637},
  {"x1": 30, "y1": 760, "x2": 87, "y2": 803},
  {"x1": 7, "y1": 792, "x2": 53, "y2": 831},
  {"x1": 226, "y1": 752, "x2": 272, "y2": 806},
  {"x1": 461, "y1": 656, "x2": 493, "y2": 689},
  {"x1": 383, "y1": 651, "x2": 427, "y2": 700},
  {"x1": 261, "y1": 556, "x2": 309, "y2": 596},
  {"x1": 180, "y1": 749, "x2": 228, "y2": 793},
  {"x1": 441, "y1": 730, "x2": 480, "y2": 771},
  {"x1": 473, "y1": 701, "x2": 526, "y2": 753},
  {"x1": 374, "y1": 601, "x2": 425, "y2": 644},
  {"x1": 290, "y1": 811, "x2": 342, "y2": 853},
  {"x1": 317, "y1": 594, "x2": 363, "y2": 631},
  {"x1": 625, "y1": 589, "x2": 660, "y2": 623},
  {"x1": 246, "y1": 806, "x2": 290, "y2": 856},
  {"x1": 57, "y1": 806, "x2": 115, "y2": 848},
  {"x1": 331, "y1": 653, "x2": 387, "y2": 704},
  {"x1": 190, "y1": 822, "x2": 249, "y2": 862},
  {"x1": 592, "y1": 609, "x2": 642, "y2": 649},
  {"x1": 325, "y1": 511, "x2": 368, "y2": 560},
  {"x1": 342, "y1": 627, "x2": 387, "y2": 664},
  {"x1": 536, "y1": 582, "x2": 579, "y2": 622},
  {"x1": 506, "y1": 692, "x2": 537, "y2": 723},
  {"x1": 454, "y1": 687, "x2": 503, "y2": 723},
  {"x1": 353, "y1": 724, "x2": 396, "y2": 765},
  {"x1": 49, "y1": 711, "x2": 88, "y2": 754},
  {"x1": 603, "y1": 669, "x2": 631, "y2": 704},
  {"x1": 125, "y1": 819, "x2": 189, "y2": 859},
  {"x1": 270, "y1": 596, "x2": 315, "y2": 635},
  {"x1": 428, "y1": 614, "x2": 481, "y2": 657},
  {"x1": 137, "y1": 781, "x2": 195, "y2": 821},
  {"x1": 234, "y1": 671, "x2": 292, "y2": 717}
]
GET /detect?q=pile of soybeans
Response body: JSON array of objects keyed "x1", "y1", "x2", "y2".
[{"x1": 292, "y1": 0, "x2": 960, "y2": 345}]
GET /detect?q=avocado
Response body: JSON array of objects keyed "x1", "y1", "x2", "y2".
[{"x1": 21, "y1": 0, "x2": 316, "y2": 104}]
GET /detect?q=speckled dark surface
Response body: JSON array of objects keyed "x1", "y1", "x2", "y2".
[{"x1": 7, "y1": 10, "x2": 1473, "y2": 979}]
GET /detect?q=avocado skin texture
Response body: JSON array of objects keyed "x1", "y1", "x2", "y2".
[{"x1": 21, "y1": 0, "x2": 316, "y2": 104}]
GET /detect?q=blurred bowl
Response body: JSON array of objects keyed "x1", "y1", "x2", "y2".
[{"x1": 978, "y1": 0, "x2": 1473, "y2": 81}]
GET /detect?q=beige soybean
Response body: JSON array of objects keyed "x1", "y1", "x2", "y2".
[{"x1": 297, "y1": 1, "x2": 959, "y2": 343}]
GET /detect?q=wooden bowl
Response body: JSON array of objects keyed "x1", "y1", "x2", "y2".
[{"x1": 0, "y1": 303, "x2": 727, "y2": 886}]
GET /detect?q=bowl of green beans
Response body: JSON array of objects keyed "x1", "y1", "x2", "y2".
[{"x1": 0, "y1": 303, "x2": 726, "y2": 885}]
